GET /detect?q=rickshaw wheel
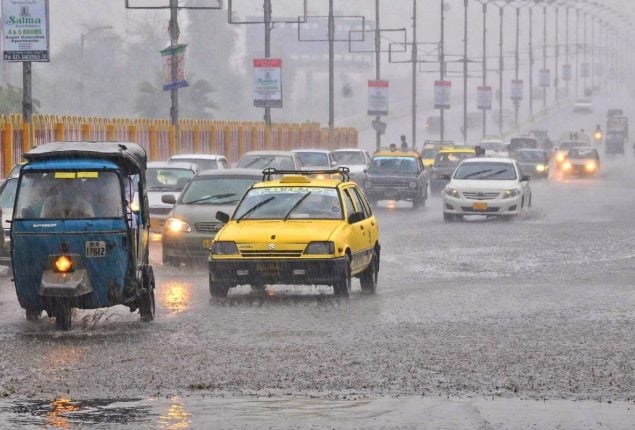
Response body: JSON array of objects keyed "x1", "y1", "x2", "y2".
[
  {"x1": 53, "y1": 303, "x2": 72, "y2": 331},
  {"x1": 139, "y1": 269, "x2": 156, "y2": 322},
  {"x1": 25, "y1": 308, "x2": 42, "y2": 321}
]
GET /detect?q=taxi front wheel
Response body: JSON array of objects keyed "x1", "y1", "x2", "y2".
[
  {"x1": 360, "y1": 251, "x2": 378, "y2": 293},
  {"x1": 209, "y1": 275, "x2": 230, "y2": 298},
  {"x1": 333, "y1": 256, "x2": 351, "y2": 298}
]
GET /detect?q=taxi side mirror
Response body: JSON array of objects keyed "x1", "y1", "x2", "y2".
[
  {"x1": 348, "y1": 211, "x2": 364, "y2": 224},
  {"x1": 521, "y1": 175, "x2": 531, "y2": 182},
  {"x1": 161, "y1": 194, "x2": 176, "y2": 205},
  {"x1": 216, "y1": 211, "x2": 230, "y2": 224},
  {"x1": 438, "y1": 173, "x2": 451, "y2": 180}
]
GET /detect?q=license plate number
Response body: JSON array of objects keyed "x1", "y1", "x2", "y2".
[
  {"x1": 473, "y1": 202, "x2": 488, "y2": 211},
  {"x1": 258, "y1": 263, "x2": 280, "y2": 275},
  {"x1": 202, "y1": 239, "x2": 213, "y2": 249},
  {"x1": 85, "y1": 241, "x2": 107, "y2": 257}
]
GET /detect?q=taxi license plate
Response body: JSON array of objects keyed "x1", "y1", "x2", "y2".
[
  {"x1": 257, "y1": 262, "x2": 280, "y2": 275},
  {"x1": 85, "y1": 241, "x2": 107, "y2": 257},
  {"x1": 202, "y1": 239, "x2": 213, "y2": 249},
  {"x1": 473, "y1": 202, "x2": 488, "y2": 211}
]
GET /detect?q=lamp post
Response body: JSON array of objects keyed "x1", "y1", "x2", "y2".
[
  {"x1": 439, "y1": 0, "x2": 446, "y2": 141},
  {"x1": 475, "y1": 0, "x2": 488, "y2": 137},
  {"x1": 489, "y1": 1, "x2": 510, "y2": 136},
  {"x1": 462, "y1": 0, "x2": 469, "y2": 143}
]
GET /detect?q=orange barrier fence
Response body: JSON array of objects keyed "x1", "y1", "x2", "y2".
[{"x1": 0, "y1": 115, "x2": 358, "y2": 177}]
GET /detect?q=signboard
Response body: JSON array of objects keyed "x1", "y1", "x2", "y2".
[
  {"x1": 253, "y1": 58, "x2": 283, "y2": 108},
  {"x1": 371, "y1": 118, "x2": 387, "y2": 134},
  {"x1": 539, "y1": 69, "x2": 550, "y2": 87},
  {"x1": 477, "y1": 86, "x2": 491, "y2": 110},
  {"x1": 161, "y1": 44, "x2": 188, "y2": 91},
  {"x1": 511, "y1": 80, "x2": 523, "y2": 101},
  {"x1": 2, "y1": 0, "x2": 49, "y2": 61},
  {"x1": 562, "y1": 64, "x2": 572, "y2": 81},
  {"x1": 367, "y1": 80, "x2": 389, "y2": 116},
  {"x1": 581, "y1": 62, "x2": 590, "y2": 78},
  {"x1": 434, "y1": 80, "x2": 451, "y2": 109},
  {"x1": 594, "y1": 63, "x2": 604, "y2": 77}
]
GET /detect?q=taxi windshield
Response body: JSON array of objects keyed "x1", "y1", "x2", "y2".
[
  {"x1": 434, "y1": 152, "x2": 473, "y2": 168},
  {"x1": 180, "y1": 176, "x2": 257, "y2": 205},
  {"x1": 333, "y1": 151, "x2": 365, "y2": 165},
  {"x1": 369, "y1": 156, "x2": 418, "y2": 174},
  {"x1": 14, "y1": 171, "x2": 124, "y2": 219},
  {"x1": 421, "y1": 148, "x2": 438, "y2": 159},
  {"x1": 233, "y1": 187, "x2": 342, "y2": 220}
]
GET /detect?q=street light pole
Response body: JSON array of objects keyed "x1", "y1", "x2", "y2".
[
  {"x1": 328, "y1": 0, "x2": 335, "y2": 147},
  {"x1": 514, "y1": 5, "x2": 520, "y2": 127},
  {"x1": 463, "y1": 0, "x2": 469, "y2": 143},
  {"x1": 554, "y1": 4, "x2": 559, "y2": 101},
  {"x1": 169, "y1": 0, "x2": 179, "y2": 134},
  {"x1": 565, "y1": 5, "x2": 569, "y2": 98},
  {"x1": 412, "y1": 0, "x2": 418, "y2": 148},
  {"x1": 529, "y1": 5, "x2": 534, "y2": 116},
  {"x1": 439, "y1": 0, "x2": 446, "y2": 141},
  {"x1": 264, "y1": 0, "x2": 272, "y2": 127},
  {"x1": 480, "y1": 0, "x2": 487, "y2": 137},
  {"x1": 575, "y1": 7, "x2": 579, "y2": 97},
  {"x1": 374, "y1": 0, "x2": 381, "y2": 150},
  {"x1": 542, "y1": 3, "x2": 547, "y2": 109},
  {"x1": 498, "y1": 4, "x2": 504, "y2": 135}
]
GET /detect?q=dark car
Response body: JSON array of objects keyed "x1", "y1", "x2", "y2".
[
  {"x1": 512, "y1": 148, "x2": 550, "y2": 179},
  {"x1": 363, "y1": 150, "x2": 428, "y2": 209},
  {"x1": 561, "y1": 147, "x2": 600, "y2": 177},
  {"x1": 508, "y1": 137, "x2": 538, "y2": 155},
  {"x1": 161, "y1": 168, "x2": 262, "y2": 266}
]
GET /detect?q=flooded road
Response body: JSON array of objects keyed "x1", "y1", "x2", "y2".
[{"x1": 0, "y1": 108, "x2": 633, "y2": 427}]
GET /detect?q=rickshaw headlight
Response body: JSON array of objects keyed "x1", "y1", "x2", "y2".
[
  {"x1": 54, "y1": 255, "x2": 74, "y2": 273},
  {"x1": 211, "y1": 241, "x2": 239, "y2": 255},
  {"x1": 165, "y1": 218, "x2": 191, "y2": 233}
]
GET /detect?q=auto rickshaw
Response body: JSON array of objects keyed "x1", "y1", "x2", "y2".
[{"x1": 10, "y1": 142, "x2": 155, "y2": 330}]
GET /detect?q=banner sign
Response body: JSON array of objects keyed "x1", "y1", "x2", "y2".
[
  {"x1": 562, "y1": 64, "x2": 572, "y2": 81},
  {"x1": 161, "y1": 44, "x2": 188, "y2": 91},
  {"x1": 477, "y1": 86, "x2": 491, "y2": 110},
  {"x1": 539, "y1": 69, "x2": 550, "y2": 87},
  {"x1": 511, "y1": 80, "x2": 523, "y2": 101},
  {"x1": 581, "y1": 63, "x2": 590, "y2": 78},
  {"x1": 2, "y1": 0, "x2": 49, "y2": 62},
  {"x1": 434, "y1": 80, "x2": 451, "y2": 109},
  {"x1": 253, "y1": 58, "x2": 283, "y2": 108},
  {"x1": 367, "y1": 80, "x2": 389, "y2": 116}
]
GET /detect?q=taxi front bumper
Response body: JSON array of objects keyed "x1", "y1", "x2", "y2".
[{"x1": 209, "y1": 256, "x2": 348, "y2": 286}]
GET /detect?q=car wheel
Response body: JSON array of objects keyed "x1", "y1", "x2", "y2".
[
  {"x1": 333, "y1": 255, "x2": 351, "y2": 297},
  {"x1": 25, "y1": 308, "x2": 41, "y2": 321},
  {"x1": 209, "y1": 274, "x2": 229, "y2": 298},
  {"x1": 53, "y1": 301, "x2": 72, "y2": 331},
  {"x1": 360, "y1": 251, "x2": 379, "y2": 293},
  {"x1": 412, "y1": 193, "x2": 421, "y2": 209},
  {"x1": 443, "y1": 212, "x2": 454, "y2": 222}
]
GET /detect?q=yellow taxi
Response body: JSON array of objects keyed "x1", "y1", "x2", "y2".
[
  {"x1": 421, "y1": 141, "x2": 455, "y2": 168},
  {"x1": 209, "y1": 168, "x2": 380, "y2": 298}
]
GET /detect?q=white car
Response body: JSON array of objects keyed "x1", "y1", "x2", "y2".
[
  {"x1": 147, "y1": 161, "x2": 199, "y2": 231},
  {"x1": 478, "y1": 138, "x2": 509, "y2": 158},
  {"x1": 292, "y1": 149, "x2": 338, "y2": 168},
  {"x1": 332, "y1": 148, "x2": 372, "y2": 182},
  {"x1": 168, "y1": 153, "x2": 230, "y2": 171},
  {"x1": 442, "y1": 157, "x2": 531, "y2": 221}
]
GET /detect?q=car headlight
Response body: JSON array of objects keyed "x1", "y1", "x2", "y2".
[
  {"x1": 503, "y1": 189, "x2": 521, "y2": 199},
  {"x1": 304, "y1": 241, "x2": 335, "y2": 255},
  {"x1": 535, "y1": 164, "x2": 546, "y2": 172},
  {"x1": 210, "y1": 241, "x2": 239, "y2": 255},
  {"x1": 556, "y1": 153, "x2": 566, "y2": 163},
  {"x1": 165, "y1": 218, "x2": 192, "y2": 233},
  {"x1": 445, "y1": 188, "x2": 460, "y2": 198},
  {"x1": 562, "y1": 161, "x2": 572, "y2": 172},
  {"x1": 585, "y1": 161, "x2": 597, "y2": 172},
  {"x1": 409, "y1": 181, "x2": 418, "y2": 189}
]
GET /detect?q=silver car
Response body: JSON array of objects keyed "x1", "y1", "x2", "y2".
[{"x1": 147, "y1": 161, "x2": 199, "y2": 232}]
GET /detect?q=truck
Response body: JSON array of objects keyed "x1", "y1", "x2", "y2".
[{"x1": 606, "y1": 110, "x2": 628, "y2": 155}]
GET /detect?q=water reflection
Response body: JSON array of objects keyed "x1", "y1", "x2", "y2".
[
  {"x1": 47, "y1": 397, "x2": 79, "y2": 429},
  {"x1": 157, "y1": 397, "x2": 191, "y2": 430},
  {"x1": 162, "y1": 282, "x2": 190, "y2": 313}
]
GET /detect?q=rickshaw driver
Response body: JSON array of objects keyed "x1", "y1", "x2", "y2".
[{"x1": 40, "y1": 180, "x2": 95, "y2": 218}]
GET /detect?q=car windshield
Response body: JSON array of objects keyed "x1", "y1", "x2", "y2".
[
  {"x1": 233, "y1": 186, "x2": 342, "y2": 220},
  {"x1": 0, "y1": 178, "x2": 17, "y2": 210},
  {"x1": 559, "y1": 141, "x2": 586, "y2": 149},
  {"x1": 333, "y1": 151, "x2": 366, "y2": 165},
  {"x1": 514, "y1": 151, "x2": 548, "y2": 162},
  {"x1": 368, "y1": 156, "x2": 419, "y2": 174},
  {"x1": 454, "y1": 162, "x2": 517, "y2": 180},
  {"x1": 509, "y1": 138, "x2": 537, "y2": 150},
  {"x1": 14, "y1": 171, "x2": 124, "y2": 219},
  {"x1": 434, "y1": 152, "x2": 473, "y2": 168},
  {"x1": 567, "y1": 149, "x2": 598, "y2": 159},
  {"x1": 237, "y1": 154, "x2": 294, "y2": 170},
  {"x1": 296, "y1": 152, "x2": 330, "y2": 167},
  {"x1": 480, "y1": 142, "x2": 503, "y2": 151},
  {"x1": 170, "y1": 158, "x2": 217, "y2": 171},
  {"x1": 147, "y1": 167, "x2": 194, "y2": 191},
  {"x1": 421, "y1": 148, "x2": 438, "y2": 159},
  {"x1": 180, "y1": 176, "x2": 257, "y2": 205}
]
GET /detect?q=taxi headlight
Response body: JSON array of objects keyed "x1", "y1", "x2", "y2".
[
  {"x1": 304, "y1": 241, "x2": 335, "y2": 255},
  {"x1": 210, "y1": 241, "x2": 239, "y2": 255},
  {"x1": 409, "y1": 181, "x2": 418, "y2": 189},
  {"x1": 535, "y1": 164, "x2": 546, "y2": 172},
  {"x1": 556, "y1": 153, "x2": 566, "y2": 163},
  {"x1": 445, "y1": 188, "x2": 460, "y2": 198},
  {"x1": 165, "y1": 218, "x2": 191, "y2": 233},
  {"x1": 54, "y1": 255, "x2": 74, "y2": 273},
  {"x1": 585, "y1": 161, "x2": 597, "y2": 172},
  {"x1": 503, "y1": 189, "x2": 521, "y2": 199},
  {"x1": 562, "y1": 161, "x2": 572, "y2": 171}
]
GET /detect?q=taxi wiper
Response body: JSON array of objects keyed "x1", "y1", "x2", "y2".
[
  {"x1": 237, "y1": 196, "x2": 275, "y2": 222},
  {"x1": 283, "y1": 192, "x2": 312, "y2": 221},
  {"x1": 184, "y1": 193, "x2": 236, "y2": 205}
]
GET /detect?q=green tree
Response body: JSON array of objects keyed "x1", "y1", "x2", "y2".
[{"x1": 0, "y1": 85, "x2": 40, "y2": 115}]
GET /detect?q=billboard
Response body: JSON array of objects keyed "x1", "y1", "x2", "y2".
[
  {"x1": 434, "y1": 80, "x2": 451, "y2": 109},
  {"x1": 161, "y1": 44, "x2": 188, "y2": 91},
  {"x1": 477, "y1": 86, "x2": 491, "y2": 110},
  {"x1": 253, "y1": 58, "x2": 283, "y2": 108},
  {"x1": 539, "y1": 69, "x2": 551, "y2": 87},
  {"x1": 562, "y1": 64, "x2": 572, "y2": 81},
  {"x1": 368, "y1": 80, "x2": 389, "y2": 116},
  {"x1": 2, "y1": 0, "x2": 49, "y2": 62},
  {"x1": 511, "y1": 80, "x2": 523, "y2": 101}
]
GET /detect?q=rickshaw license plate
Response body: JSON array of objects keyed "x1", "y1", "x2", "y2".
[
  {"x1": 202, "y1": 239, "x2": 213, "y2": 249},
  {"x1": 473, "y1": 202, "x2": 488, "y2": 211},
  {"x1": 86, "y1": 241, "x2": 107, "y2": 257}
]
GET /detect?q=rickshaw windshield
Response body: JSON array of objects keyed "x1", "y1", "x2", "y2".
[{"x1": 14, "y1": 171, "x2": 124, "y2": 219}]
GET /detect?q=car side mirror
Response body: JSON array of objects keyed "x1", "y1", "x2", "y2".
[
  {"x1": 161, "y1": 194, "x2": 176, "y2": 205},
  {"x1": 439, "y1": 173, "x2": 451, "y2": 180},
  {"x1": 347, "y1": 211, "x2": 364, "y2": 224},
  {"x1": 216, "y1": 211, "x2": 230, "y2": 224},
  {"x1": 521, "y1": 175, "x2": 531, "y2": 182}
]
